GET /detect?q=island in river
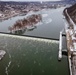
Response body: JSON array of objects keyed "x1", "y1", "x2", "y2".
[{"x1": 8, "y1": 14, "x2": 42, "y2": 34}]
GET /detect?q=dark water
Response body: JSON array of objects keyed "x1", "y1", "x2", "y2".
[{"x1": 0, "y1": 34, "x2": 69, "y2": 75}]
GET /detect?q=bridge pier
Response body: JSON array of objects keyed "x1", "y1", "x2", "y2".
[{"x1": 58, "y1": 30, "x2": 67, "y2": 61}]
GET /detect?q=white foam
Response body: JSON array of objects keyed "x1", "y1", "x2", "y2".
[
  {"x1": 0, "y1": 33, "x2": 58, "y2": 43},
  {"x1": 45, "y1": 18, "x2": 52, "y2": 24},
  {"x1": 39, "y1": 63, "x2": 41, "y2": 66},
  {"x1": 36, "y1": 22, "x2": 43, "y2": 26},
  {"x1": 42, "y1": 14, "x2": 48, "y2": 17},
  {"x1": 34, "y1": 60, "x2": 36, "y2": 64},
  {"x1": 17, "y1": 64, "x2": 20, "y2": 68},
  {"x1": 9, "y1": 54, "x2": 11, "y2": 59},
  {"x1": 5, "y1": 61, "x2": 11, "y2": 75}
]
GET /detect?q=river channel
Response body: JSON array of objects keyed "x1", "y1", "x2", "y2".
[
  {"x1": 0, "y1": 7, "x2": 65, "y2": 39},
  {"x1": 0, "y1": 7, "x2": 69, "y2": 75}
]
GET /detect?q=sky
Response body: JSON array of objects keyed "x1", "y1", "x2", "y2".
[{"x1": 0, "y1": 0, "x2": 61, "y2": 2}]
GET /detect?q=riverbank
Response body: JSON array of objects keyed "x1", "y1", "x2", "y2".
[
  {"x1": 0, "y1": 12, "x2": 20, "y2": 21},
  {"x1": 64, "y1": 4, "x2": 76, "y2": 75},
  {"x1": 0, "y1": 11, "x2": 29, "y2": 22}
]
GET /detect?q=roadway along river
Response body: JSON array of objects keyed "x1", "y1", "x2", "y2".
[{"x1": 0, "y1": 7, "x2": 69, "y2": 75}]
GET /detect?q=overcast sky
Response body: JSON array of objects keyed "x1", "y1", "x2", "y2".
[{"x1": 0, "y1": 0, "x2": 61, "y2": 2}]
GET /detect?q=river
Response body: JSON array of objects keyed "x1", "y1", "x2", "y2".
[
  {"x1": 0, "y1": 7, "x2": 69, "y2": 75},
  {"x1": 0, "y1": 7, "x2": 65, "y2": 39}
]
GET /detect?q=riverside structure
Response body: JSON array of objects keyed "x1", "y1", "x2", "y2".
[{"x1": 59, "y1": 4, "x2": 76, "y2": 75}]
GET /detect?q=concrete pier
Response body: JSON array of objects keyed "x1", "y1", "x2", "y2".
[{"x1": 58, "y1": 31, "x2": 62, "y2": 61}]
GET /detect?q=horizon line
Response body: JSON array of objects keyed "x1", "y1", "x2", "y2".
[{"x1": 0, "y1": 0, "x2": 62, "y2": 2}]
